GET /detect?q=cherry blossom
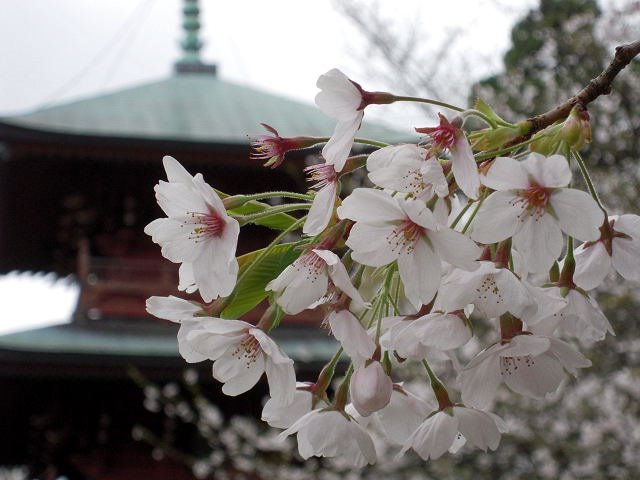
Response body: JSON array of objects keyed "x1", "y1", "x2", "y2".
[
  {"x1": 527, "y1": 287, "x2": 614, "y2": 344},
  {"x1": 399, "y1": 405, "x2": 503, "y2": 460},
  {"x1": 261, "y1": 382, "x2": 326, "y2": 429},
  {"x1": 471, "y1": 153, "x2": 604, "y2": 273},
  {"x1": 266, "y1": 249, "x2": 365, "y2": 315},
  {"x1": 436, "y1": 261, "x2": 532, "y2": 318},
  {"x1": 366, "y1": 144, "x2": 449, "y2": 200},
  {"x1": 416, "y1": 114, "x2": 480, "y2": 200},
  {"x1": 461, "y1": 333, "x2": 591, "y2": 408},
  {"x1": 315, "y1": 68, "x2": 393, "y2": 172},
  {"x1": 574, "y1": 214, "x2": 640, "y2": 289},
  {"x1": 375, "y1": 385, "x2": 436, "y2": 445},
  {"x1": 177, "y1": 317, "x2": 296, "y2": 405},
  {"x1": 144, "y1": 156, "x2": 240, "y2": 302},
  {"x1": 338, "y1": 188, "x2": 481, "y2": 308},
  {"x1": 387, "y1": 312, "x2": 472, "y2": 360},
  {"x1": 279, "y1": 408, "x2": 377, "y2": 467}
]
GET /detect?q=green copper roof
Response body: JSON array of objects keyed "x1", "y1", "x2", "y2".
[
  {"x1": 2, "y1": 74, "x2": 411, "y2": 144},
  {"x1": 0, "y1": 321, "x2": 338, "y2": 363}
]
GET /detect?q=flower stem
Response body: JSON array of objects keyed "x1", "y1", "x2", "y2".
[
  {"x1": 461, "y1": 189, "x2": 488, "y2": 234},
  {"x1": 572, "y1": 150, "x2": 607, "y2": 214},
  {"x1": 450, "y1": 200, "x2": 473, "y2": 229},
  {"x1": 240, "y1": 191, "x2": 315, "y2": 202},
  {"x1": 391, "y1": 95, "x2": 465, "y2": 112},
  {"x1": 354, "y1": 137, "x2": 390, "y2": 148},
  {"x1": 474, "y1": 136, "x2": 539, "y2": 161},
  {"x1": 235, "y1": 203, "x2": 311, "y2": 226}
]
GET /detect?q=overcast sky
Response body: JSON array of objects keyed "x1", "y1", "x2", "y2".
[
  {"x1": 0, "y1": 0, "x2": 536, "y2": 118},
  {"x1": 0, "y1": 0, "x2": 537, "y2": 333}
]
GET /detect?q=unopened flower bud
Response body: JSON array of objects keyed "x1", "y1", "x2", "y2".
[
  {"x1": 349, "y1": 360, "x2": 393, "y2": 417},
  {"x1": 560, "y1": 104, "x2": 591, "y2": 150},
  {"x1": 470, "y1": 124, "x2": 523, "y2": 152}
]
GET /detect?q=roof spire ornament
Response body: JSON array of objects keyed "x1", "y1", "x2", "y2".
[{"x1": 174, "y1": 0, "x2": 217, "y2": 75}]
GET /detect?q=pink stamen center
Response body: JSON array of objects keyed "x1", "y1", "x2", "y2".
[
  {"x1": 511, "y1": 183, "x2": 552, "y2": 221},
  {"x1": 304, "y1": 163, "x2": 338, "y2": 190},
  {"x1": 185, "y1": 210, "x2": 225, "y2": 242},
  {"x1": 386, "y1": 219, "x2": 425, "y2": 254}
]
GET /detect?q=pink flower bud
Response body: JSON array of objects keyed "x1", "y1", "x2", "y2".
[{"x1": 349, "y1": 360, "x2": 393, "y2": 417}]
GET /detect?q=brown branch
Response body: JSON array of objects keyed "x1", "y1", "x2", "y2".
[{"x1": 523, "y1": 40, "x2": 640, "y2": 137}]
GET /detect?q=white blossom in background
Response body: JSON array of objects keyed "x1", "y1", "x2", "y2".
[
  {"x1": 144, "y1": 156, "x2": 240, "y2": 302},
  {"x1": 461, "y1": 333, "x2": 591, "y2": 408},
  {"x1": 471, "y1": 154, "x2": 604, "y2": 273},
  {"x1": 177, "y1": 317, "x2": 295, "y2": 405},
  {"x1": 574, "y1": 214, "x2": 640, "y2": 289},
  {"x1": 338, "y1": 188, "x2": 480, "y2": 309}
]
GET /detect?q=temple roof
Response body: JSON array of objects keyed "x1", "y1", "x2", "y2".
[{"x1": 1, "y1": 74, "x2": 410, "y2": 144}]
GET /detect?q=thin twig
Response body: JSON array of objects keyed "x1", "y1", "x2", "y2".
[{"x1": 522, "y1": 40, "x2": 640, "y2": 138}]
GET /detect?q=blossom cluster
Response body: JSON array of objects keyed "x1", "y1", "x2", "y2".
[{"x1": 145, "y1": 68, "x2": 639, "y2": 466}]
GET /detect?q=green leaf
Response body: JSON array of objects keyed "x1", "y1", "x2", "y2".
[
  {"x1": 215, "y1": 188, "x2": 299, "y2": 231},
  {"x1": 221, "y1": 243, "x2": 302, "y2": 319}
]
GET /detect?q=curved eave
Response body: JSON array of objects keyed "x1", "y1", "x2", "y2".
[{"x1": 1, "y1": 75, "x2": 415, "y2": 146}]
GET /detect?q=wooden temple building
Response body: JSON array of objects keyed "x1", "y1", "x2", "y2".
[{"x1": 0, "y1": 1, "x2": 405, "y2": 478}]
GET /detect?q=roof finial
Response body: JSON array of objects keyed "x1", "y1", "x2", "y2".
[{"x1": 175, "y1": 0, "x2": 217, "y2": 75}]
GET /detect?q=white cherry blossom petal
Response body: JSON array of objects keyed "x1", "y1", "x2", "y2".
[
  {"x1": 550, "y1": 188, "x2": 604, "y2": 241},
  {"x1": 481, "y1": 156, "x2": 529, "y2": 190},
  {"x1": 513, "y1": 214, "x2": 563, "y2": 273},
  {"x1": 322, "y1": 114, "x2": 362, "y2": 172},
  {"x1": 451, "y1": 135, "x2": 480, "y2": 199},
  {"x1": 338, "y1": 188, "x2": 405, "y2": 224},
  {"x1": 574, "y1": 241, "x2": 612, "y2": 290},
  {"x1": 522, "y1": 153, "x2": 572, "y2": 188},
  {"x1": 303, "y1": 181, "x2": 337, "y2": 236},
  {"x1": 328, "y1": 309, "x2": 376, "y2": 368},
  {"x1": 470, "y1": 190, "x2": 522, "y2": 243}
]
